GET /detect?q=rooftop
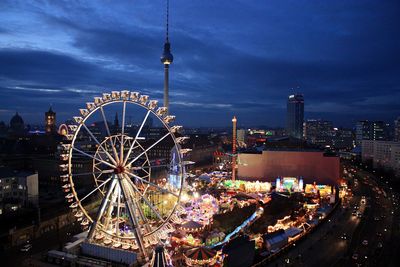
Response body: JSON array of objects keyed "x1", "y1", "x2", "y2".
[{"x1": 0, "y1": 166, "x2": 35, "y2": 179}]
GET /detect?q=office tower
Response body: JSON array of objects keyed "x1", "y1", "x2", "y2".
[{"x1": 286, "y1": 94, "x2": 304, "y2": 139}]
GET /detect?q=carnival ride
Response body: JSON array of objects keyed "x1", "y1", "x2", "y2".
[{"x1": 60, "y1": 91, "x2": 191, "y2": 258}]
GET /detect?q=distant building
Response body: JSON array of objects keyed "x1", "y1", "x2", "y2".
[
  {"x1": 0, "y1": 121, "x2": 7, "y2": 137},
  {"x1": 238, "y1": 150, "x2": 339, "y2": 185},
  {"x1": 286, "y1": 94, "x2": 304, "y2": 139},
  {"x1": 45, "y1": 107, "x2": 56, "y2": 133},
  {"x1": 331, "y1": 128, "x2": 355, "y2": 150},
  {"x1": 238, "y1": 137, "x2": 340, "y2": 185},
  {"x1": 394, "y1": 117, "x2": 400, "y2": 142},
  {"x1": 361, "y1": 140, "x2": 400, "y2": 176},
  {"x1": 237, "y1": 129, "x2": 246, "y2": 144},
  {"x1": 356, "y1": 120, "x2": 387, "y2": 146},
  {"x1": 303, "y1": 119, "x2": 333, "y2": 147},
  {"x1": 0, "y1": 167, "x2": 38, "y2": 214},
  {"x1": 9, "y1": 112, "x2": 25, "y2": 135},
  {"x1": 371, "y1": 121, "x2": 386, "y2": 141},
  {"x1": 185, "y1": 134, "x2": 217, "y2": 167},
  {"x1": 303, "y1": 120, "x2": 354, "y2": 150}
]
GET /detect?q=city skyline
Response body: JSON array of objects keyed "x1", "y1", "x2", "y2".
[{"x1": 0, "y1": 0, "x2": 399, "y2": 127}]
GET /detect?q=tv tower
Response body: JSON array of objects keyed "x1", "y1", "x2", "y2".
[
  {"x1": 232, "y1": 116, "x2": 237, "y2": 181},
  {"x1": 160, "y1": 0, "x2": 173, "y2": 113}
]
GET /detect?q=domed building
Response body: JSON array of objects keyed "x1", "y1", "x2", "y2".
[
  {"x1": 9, "y1": 112, "x2": 25, "y2": 133},
  {"x1": 0, "y1": 121, "x2": 7, "y2": 137}
]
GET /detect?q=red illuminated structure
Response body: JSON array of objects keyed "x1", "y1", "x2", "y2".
[
  {"x1": 238, "y1": 150, "x2": 340, "y2": 185},
  {"x1": 232, "y1": 116, "x2": 237, "y2": 181}
]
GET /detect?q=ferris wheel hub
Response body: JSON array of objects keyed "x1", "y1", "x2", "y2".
[{"x1": 114, "y1": 165, "x2": 125, "y2": 174}]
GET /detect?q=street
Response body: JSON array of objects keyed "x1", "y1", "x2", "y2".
[{"x1": 265, "y1": 165, "x2": 400, "y2": 267}]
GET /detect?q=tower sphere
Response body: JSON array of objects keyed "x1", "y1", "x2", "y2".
[{"x1": 161, "y1": 42, "x2": 173, "y2": 64}]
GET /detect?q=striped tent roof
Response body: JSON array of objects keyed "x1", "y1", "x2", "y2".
[{"x1": 184, "y1": 247, "x2": 217, "y2": 261}]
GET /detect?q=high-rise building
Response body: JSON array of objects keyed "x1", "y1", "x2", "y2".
[
  {"x1": 45, "y1": 107, "x2": 56, "y2": 133},
  {"x1": 394, "y1": 117, "x2": 400, "y2": 142},
  {"x1": 286, "y1": 94, "x2": 304, "y2": 139},
  {"x1": 356, "y1": 120, "x2": 387, "y2": 146},
  {"x1": 303, "y1": 119, "x2": 333, "y2": 147},
  {"x1": 362, "y1": 140, "x2": 400, "y2": 176},
  {"x1": 161, "y1": 0, "x2": 173, "y2": 112},
  {"x1": 355, "y1": 120, "x2": 370, "y2": 145},
  {"x1": 0, "y1": 167, "x2": 38, "y2": 213},
  {"x1": 237, "y1": 129, "x2": 246, "y2": 144},
  {"x1": 372, "y1": 121, "x2": 386, "y2": 140},
  {"x1": 331, "y1": 128, "x2": 355, "y2": 150}
]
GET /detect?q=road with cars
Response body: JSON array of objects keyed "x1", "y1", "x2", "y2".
[
  {"x1": 337, "y1": 166, "x2": 400, "y2": 267},
  {"x1": 266, "y1": 163, "x2": 400, "y2": 267}
]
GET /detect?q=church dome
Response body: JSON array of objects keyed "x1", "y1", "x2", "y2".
[
  {"x1": 10, "y1": 112, "x2": 24, "y2": 130},
  {"x1": 10, "y1": 112, "x2": 23, "y2": 125}
]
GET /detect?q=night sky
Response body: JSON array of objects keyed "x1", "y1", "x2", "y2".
[{"x1": 0, "y1": 0, "x2": 399, "y2": 128}]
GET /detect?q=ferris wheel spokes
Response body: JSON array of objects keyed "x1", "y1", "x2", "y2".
[
  {"x1": 123, "y1": 109, "x2": 151, "y2": 166},
  {"x1": 120, "y1": 101, "x2": 127, "y2": 161},
  {"x1": 81, "y1": 123, "x2": 118, "y2": 166},
  {"x1": 125, "y1": 175, "x2": 165, "y2": 222},
  {"x1": 88, "y1": 175, "x2": 118, "y2": 238},
  {"x1": 80, "y1": 177, "x2": 112, "y2": 203},
  {"x1": 124, "y1": 171, "x2": 179, "y2": 198},
  {"x1": 70, "y1": 169, "x2": 114, "y2": 177},
  {"x1": 99, "y1": 106, "x2": 120, "y2": 161},
  {"x1": 118, "y1": 177, "x2": 147, "y2": 256},
  {"x1": 122, "y1": 175, "x2": 153, "y2": 233},
  {"x1": 72, "y1": 147, "x2": 116, "y2": 169},
  {"x1": 126, "y1": 131, "x2": 171, "y2": 167}
]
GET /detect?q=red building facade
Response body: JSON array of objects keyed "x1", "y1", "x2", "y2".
[{"x1": 238, "y1": 150, "x2": 340, "y2": 185}]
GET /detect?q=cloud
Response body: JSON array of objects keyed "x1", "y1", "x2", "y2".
[
  {"x1": 172, "y1": 101, "x2": 232, "y2": 109},
  {"x1": 0, "y1": 0, "x2": 399, "y2": 127}
]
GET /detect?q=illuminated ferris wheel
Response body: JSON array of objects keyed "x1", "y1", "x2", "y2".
[{"x1": 59, "y1": 91, "x2": 190, "y2": 257}]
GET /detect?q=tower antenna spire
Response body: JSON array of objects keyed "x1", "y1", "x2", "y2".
[
  {"x1": 166, "y1": 0, "x2": 169, "y2": 43},
  {"x1": 161, "y1": 0, "x2": 173, "y2": 113}
]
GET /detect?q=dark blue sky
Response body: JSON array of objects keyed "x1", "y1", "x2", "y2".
[{"x1": 0, "y1": 0, "x2": 399, "y2": 127}]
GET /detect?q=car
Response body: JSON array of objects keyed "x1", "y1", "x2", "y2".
[
  {"x1": 377, "y1": 242, "x2": 383, "y2": 248},
  {"x1": 20, "y1": 244, "x2": 32, "y2": 252},
  {"x1": 357, "y1": 213, "x2": 363, "y2": 218},
  {"x1": 340, "y1": 233, "x2": 348, "y2": 240},
  {"x1": 352, "y1": 253, "x2": 359, "y2": 260},
  {"x1": 352, "y1": 212, "x2": 358, "y2": 216},
  {"x1": 376, "y1": 232, "x2": 382, "y2": 237},
  {"x1": 362, "y1": 240, "x2": 368, "y2": 246}
]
